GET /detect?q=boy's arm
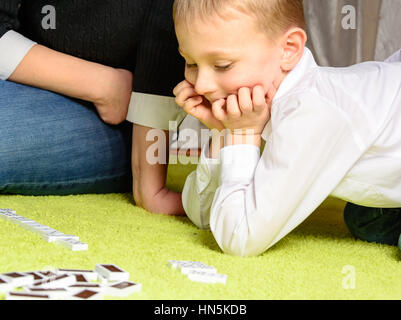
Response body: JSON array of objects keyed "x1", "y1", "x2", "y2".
[
  {"x1": 132, "y1": 124, "x2": 186, "y2": 215},
  {"x1": 209, "y1": 93, "x2": 368, "y2": 257},
  {"x1": 182, "y1": 136, "x2": 221, "y2": 228}
]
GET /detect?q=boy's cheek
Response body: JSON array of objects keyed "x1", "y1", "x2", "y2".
[{"x1": 184, "y1": 70, "x2": 196, "y2": 87}]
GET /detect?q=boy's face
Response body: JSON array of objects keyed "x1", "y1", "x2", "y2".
[{"x1": 175, "y1": 8, "x2": 284, "y2": 104}]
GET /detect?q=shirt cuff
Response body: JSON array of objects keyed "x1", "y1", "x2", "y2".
[
  {"x1": 0, "y1": 30, "x2": 37, "y2": 80},
  {"x1": 196, "y1": 138, "x2": 221, "y2": 193},
  {"x1": 126, "y1": 92, "x2": 187, "y2": 130},
  {"x1": 220, "y1": 145, "x2": 260, "y2": 184}
]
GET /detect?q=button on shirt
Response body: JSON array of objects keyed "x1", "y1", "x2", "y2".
[{"x1": 181, "y1": 47, "x2": 401, "y2": 257}]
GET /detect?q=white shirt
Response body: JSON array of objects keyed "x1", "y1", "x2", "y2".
[{"x1": 181, "y1": 47, "x2": 401, "y2": 257}]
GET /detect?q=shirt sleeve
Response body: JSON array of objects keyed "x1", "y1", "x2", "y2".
[
  {"x1": 126, "y1": 0, "x2": 187, "y2": 130},
  {"x1": 0, "y1": 1, "x2": 36, "y2": 80},
  {"x1": 209, "y1": 92, "x2": 369, "y2": 257},
  {"x1": 181, "y1": 137, "x2": 221, "y2": 229}
]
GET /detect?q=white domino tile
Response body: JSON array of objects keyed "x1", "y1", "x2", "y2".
[
  {"x1": 68, "y1": 289, "x2": 104, "y2": 300},
  {"x1": 55, "y1": 238, "x2": 88, "y2": 251},
  {"x1": 105, "y1": 281, "x2": 142, "y2": 297},
  {"x1": 57, "y1": 269, "x2": 98, "y2": 281},
  {"x1": 6, "y1": 291, "x2": 52, "y2": 300},
  {"x1": 95, "y1": 264, "x2": 129, "y2": 281},
  {"x1": 32, "y1": 274, "x2": 76, "y2": 289},
  {"x1": 25, "y1": 287, "x2": 70, "y2": 299},
  {"x1": 0, "y1": 209, "x2": 84, "y2": 251},
  {"x1": 187, "y1": 271, "x2": 227, "y2": 284},
  {"x1": 168, "y1": 260, "x2": 217, "y2": 274},
  {"x1": 1, "y1": 272, "x2": 34, "y2": 287},
  {"x1": 42, "y1": 232, "x2": 79, "y2": 242},
  {"x1": 0, "y1": 276, "x2": 14, "y2": 292}
]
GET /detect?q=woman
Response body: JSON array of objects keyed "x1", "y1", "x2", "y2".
[{"x1": 0, "y1": 0, "x2": 187, "y2": 215}]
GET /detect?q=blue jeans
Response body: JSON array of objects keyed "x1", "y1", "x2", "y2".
[{"x1": 0, "y1": 80, "x2": 132, "y2": 195}]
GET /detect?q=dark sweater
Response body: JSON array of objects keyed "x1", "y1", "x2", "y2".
[{"x1": 0, "y1": 0, "x2": 185, "y2": 96}]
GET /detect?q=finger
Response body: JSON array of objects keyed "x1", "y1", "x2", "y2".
[
  {"x1": 238, "y1": 87, "x2": 253, "y2": 114},
  {"x1": 182, "y1": 96, "x2": 202, "y2": 114},
  {"x1": 175, "y1": 86, "x2": 200, "y2": 107},
  {"x1": 226, "y1": 94, "x2": 241, "y2": 118},
  {"x1": 252, "y1": 85, "x2": 267, "y2": 112},
  {"x1": 182, "y1": 96, "x2": 203, "y2": 114},
  {"x1": 211, "y1": 99, "x2": 227, "y2": 121},
  {"x1": 173, "y1": 80, "x2": 193, "y2": 97},
  {"x1": 265, "y1": 85, "x2": 277, "y2": 105}
]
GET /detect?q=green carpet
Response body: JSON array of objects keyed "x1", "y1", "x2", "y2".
[{"x1": 1, "y1": 158, "x2": 401, "y2": 300}]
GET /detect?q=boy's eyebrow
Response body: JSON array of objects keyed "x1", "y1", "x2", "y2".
[{"x1": 178, "y1": 47, "x2": 232, "y2": 58}]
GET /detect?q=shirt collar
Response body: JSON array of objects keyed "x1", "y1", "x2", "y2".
[
  {"x1": 272, "y1": 47, "x2": 318, "y2": 103},
  {"x1": 261, "y1": 47, "x2": 317, "y2": 141}
]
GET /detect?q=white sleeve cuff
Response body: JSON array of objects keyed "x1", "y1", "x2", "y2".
[
  {"x1": 0, "y1": 30, "x2": 37, "y2": 80},
  {"x1": 195, "y1": 138, "x2": 221, "y2": 192},
  {"x1": 220, "y1": 144, "x2": 260, "y2": 183},
  {"x1": 126, "y1": 92, "x2": 187, "y2": 130}
]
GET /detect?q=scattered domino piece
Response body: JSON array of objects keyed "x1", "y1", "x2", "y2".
[
  {"x1": 168, "y1": 260, "x2": 227, "y2": 285},
  {"x1": 105, "y1": 281, "x2": 142, "y2": 297},
  {"x1": 167, "y1": 260, "x2": 180, "y2": 269},
  {"x1": 0, "y1": 277, "x2": 14, "y2": 292},
  {"x1": 187, "y1": 270, "x2": 227, "y2": 285},
  {"x1": 8, "y1": 216, "x2": 35, "y2": 225},
  {"x1": 69, "y1": 283, "x2": 104, "y2": 290},
  {"x1": 95, "y1": 264, "x2": 129, "y2": 282},
  {"x1": 38, "y1": 271, "x2": 58, "y2": 278},
  {"x1": 1, "y1": 272, "x2": 34, "y2": 287},
  {"x1": 22, "y1": 272, "x2": 45, "y2": 281},
  {"x1": 1, "y1": 263, "x2": 140, "y2": 300},
  {"x1": 6, "y1": 291, "x2": 52, "y2": 300},
  {"x1": 168, "y1": 260, "x2": 217, "y2": 274},
  {"x1": 72, "y1": 274, "x2": 90, "y2": 283},
  {"x1": 0, "y1": 209, "x2": 18, "y2": 220},
  {"x1": 57, "y1": 269, "x2": 98, "y2": 281},
  {"x1": 42, "y1": 232, "x2": 79, "y2": 243},
  {"x1": 180, "y1": 262, "x2": 217, "y2": 275},
  {"x1": 97, "y1": 273, "x2": 109, "y2": 285},
  {"x1": 56, "y1": 238, "x2": 88, "y2": 251},
  {"x1": 69, "y1": 289, "x2": 103, "y2": 300},
  {"x1": 0, "y1": 209, "x2": 84, "y2": 251},
  {"x1": 25, "y1": 287, "x2": 71, "y2": 299},
  {"x1": 32, "y1": 274, "x2": 76, "y2": 289}
]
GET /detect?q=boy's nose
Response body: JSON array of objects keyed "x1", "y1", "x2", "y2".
[{"x1": 194, "y1": 72, "x2": 217, "y2": 96}]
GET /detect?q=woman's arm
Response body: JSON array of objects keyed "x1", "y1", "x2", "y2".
[
  {"x1": 132, "y1": 124, "x2": 185, "y2": 215},
  {"x1": 9, "y1": 44, "x2": 132, "y2": 125}
]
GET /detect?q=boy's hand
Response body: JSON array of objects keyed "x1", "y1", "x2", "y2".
[
  {"x1": 212, "y1": 86, "x2": 273, "y2": 136},
  {"x1": 173, "y1": 80, "x2": 225, "y2": 131}
]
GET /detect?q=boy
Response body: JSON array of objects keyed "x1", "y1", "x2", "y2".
[{"x1": 172, "y1": 0, "x2": 401, "y2": 256}]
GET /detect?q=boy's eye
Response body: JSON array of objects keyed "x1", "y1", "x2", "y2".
[
  {"x1": 186, "y1": 63, "x2": 197, "y2": 69},
  {"x1": 215, "y1": 64, "x2": 232, "y2": 71}
]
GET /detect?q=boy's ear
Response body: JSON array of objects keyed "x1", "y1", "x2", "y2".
[{"x1": 280, "y1": 28, "x2": 307, "y2": 72}]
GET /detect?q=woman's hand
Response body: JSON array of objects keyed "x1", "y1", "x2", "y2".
[{"x1": 93, "y1": 68, "x2": 133, "y2": 125}]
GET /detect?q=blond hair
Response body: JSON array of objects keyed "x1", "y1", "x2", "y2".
[{"x1": 173, "y1": 0, "x2": 305, "y2": 40}]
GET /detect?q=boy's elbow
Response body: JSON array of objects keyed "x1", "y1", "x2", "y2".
[
  {"x1": 212, "y1": 211, "x2": 274, "y2": 257},
  {"x1": 219, "y1": 239, "x2": 270, "y2": 257}
]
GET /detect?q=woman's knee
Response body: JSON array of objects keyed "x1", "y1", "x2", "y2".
[{"x1": 0, "y1": 81, "x2": 133, "y2": 194}]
